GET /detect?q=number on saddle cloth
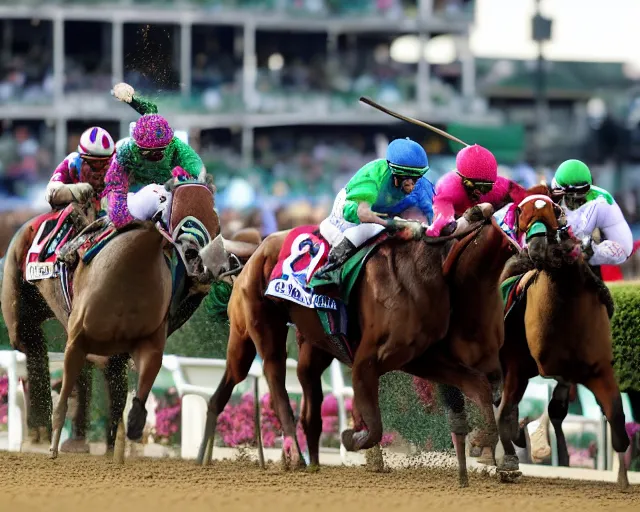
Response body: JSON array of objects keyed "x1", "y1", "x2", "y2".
[{"x1": 24, "y1": 204, "x2": 88, "y2": 281}]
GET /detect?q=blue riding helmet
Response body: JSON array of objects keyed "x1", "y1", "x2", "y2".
[{"x1": 386, "y1": 138, "x2": 429, "y2": 178}]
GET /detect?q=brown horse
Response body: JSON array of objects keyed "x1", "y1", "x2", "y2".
[
  {"x1": 197, "y1": 204, "x2": 517, "y2": 486},
  {"x1": 0, "y1": 177, "x2": 260, "y2": 458},
  {"x1": 494, "y1": 195, "x2": 630, "y2": 489}
]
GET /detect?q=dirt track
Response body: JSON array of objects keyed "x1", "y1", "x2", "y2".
[{"x1": 1, "y1": 451, "x2": 638, "y2": 512}]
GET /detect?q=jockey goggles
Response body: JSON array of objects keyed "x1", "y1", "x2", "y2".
[
  {"x1": 456, "y1": 172, "x2": 494, "y2": 195},
  {"x1": 388, "y1": 161, "x2": 429, "y2": 178},
  {"x1": 80, "y1": 154, "x2": 111, "y2": 170},
  {"x1": 137, "y1": 145, "x2": 168, "y2": 160},
  {"x1": 553, "y1": 182, "x2": 591, "y2": 196}
]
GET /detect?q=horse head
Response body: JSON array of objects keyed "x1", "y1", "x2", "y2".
[
  {"x1": 160, "y1": 168, "x2": 221, "y2": 278},
  {"x1": 516, "y1": 194, "x2": 581, "y2": 271}
]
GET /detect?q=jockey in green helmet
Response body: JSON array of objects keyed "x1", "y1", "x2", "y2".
[
  {"x1": 315, "y1": 137, "x2": 433, "y2": 278},
  {"x1": 551, "y1": 159, "x2": 633, "y2": 266}
]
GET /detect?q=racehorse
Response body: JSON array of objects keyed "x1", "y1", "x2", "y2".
[
  {"x1": 494, "y1": 194, "x2": 630, "y2": 490},
  {"x1": 197, "y1": 203, "x2": 518, "y2": 487},
  {"x1": 1, "y1": 174, "x2": 256, "y2": 458}
]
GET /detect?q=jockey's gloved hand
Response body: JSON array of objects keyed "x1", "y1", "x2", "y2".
[
  {"x1": 111, "y1": 82, "x2": 135, "y2": 103},
  {"x1": 68, "y1": 183, "x2": 95, "y2": 203},
  {"x1": 581, "y1": 236, "x2": 595, "y2": 259}
]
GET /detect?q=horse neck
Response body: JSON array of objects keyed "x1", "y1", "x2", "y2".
[
  {"x1": 454, "y1": 222, "x2": 513, "y2": 288},
  {"x1": 543, "y1": 257, "x2": 589, "y2": 296}
]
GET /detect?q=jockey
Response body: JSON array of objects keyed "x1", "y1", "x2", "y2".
[
  {"x1": 105, "y1": 83, "x2": 205, "y2": 229},
  {"x1": 315, "y1": 137, "x2": 433, "y2": 277},
  {"x1": 45, "y1": 126, "x2": 115, "y2": 211},
  {"x1": 426, "y1": 144, "x2": 529, "y2": 236},
  {"x1": 551, "y1": 159, "x2": 633, "y2": 266}
]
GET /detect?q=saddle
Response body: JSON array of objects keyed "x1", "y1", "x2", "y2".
[{"x1": 23, "y1": 203, "x2": 89, "y2": 282}]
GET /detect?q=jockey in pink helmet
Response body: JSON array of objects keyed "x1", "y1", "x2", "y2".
[
  {"x1": 45, "y1": 126, "x2": 115, "y2": 211},
  {"x1": 104, "y1": 83, "x2": 205, "y2": 229},
  {"x1": 425, "y1": 144, "x2": 529, "y2": 236}
]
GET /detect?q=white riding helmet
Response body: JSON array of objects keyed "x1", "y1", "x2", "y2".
[{"x1": 78, "y1": 126, "x2": 115, "y2": 158}]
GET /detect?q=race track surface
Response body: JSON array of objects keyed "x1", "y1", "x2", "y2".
[{"x1": 1, "y1": 451, "x2": 638, "y2": 512}]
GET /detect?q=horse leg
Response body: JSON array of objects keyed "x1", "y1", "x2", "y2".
[
  {"x1": 127, "y1": 327, "x2": 166, "y2": 442},
  {"x1": 297, "y1": 342, "x2": 332, "y2": 469},
  {"x1": 438, "y1": 384, "x2": 471, "y2": 486},
  {"x1": 60, "y1": 361, "x2": 92, "y2": 453},
  {"x1": 496, "y1": 362, "x2": 529, "y2": 472},
  {"x1": 197, "y1": 326, "x2": 257, "y2": 466},
  {"x1": 104, "y1": 354, "x2": 130, "y2": 454},
  {"x1": 341, "y1": 353, "x2": 382, "y2": 453},
  {"x1": 548, "y1": 381, "x2": 572, "y2": 467},
  {"x1": 583, "y1": 365, "x2": 630, "y2": 490},
  {"x1": 23, "y1": 327, "x2": 53, "y2": 444},
  {"x1": 406, "y1": 359, "x2": 500, "y2": 487},
  {"x1": 50, "y1": 336, "x2": 87, "y2": 459},
  {"x1": 262, "y1": 340, "x2": 305, "y2": 470}
]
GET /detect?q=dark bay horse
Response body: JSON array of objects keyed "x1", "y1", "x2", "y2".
[
  {"x1": 494, "y1": 195, "x2": 630, "y2": 489},
  {"x1": 198, "y1": 204, "x2": 518, "y2": 487}
]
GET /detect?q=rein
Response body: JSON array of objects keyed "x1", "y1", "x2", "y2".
[
  {"x1": 441, "y1": 219, "x2": 489, "y2": 278},
  {"x1": 421, "y1": 219, "x2": 486, "y2": 245}
]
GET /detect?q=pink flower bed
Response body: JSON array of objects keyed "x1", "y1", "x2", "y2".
[{"x1": 154, "y1": 390, "x2": 396, "y2": 449}]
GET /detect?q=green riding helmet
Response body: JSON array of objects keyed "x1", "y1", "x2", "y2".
[{"x1": 553, "y1": 159, "x2": 593, "y2": 188}]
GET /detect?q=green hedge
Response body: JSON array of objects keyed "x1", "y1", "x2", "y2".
[{"x1": 609, "y1": 283, "x2": 640, "y2": 393}]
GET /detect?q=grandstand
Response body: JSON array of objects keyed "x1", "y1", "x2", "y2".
[{"x1": 0, "y1": 0, "x2": 496, "y2": 167}]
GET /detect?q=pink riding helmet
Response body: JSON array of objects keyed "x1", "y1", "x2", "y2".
[
  {"x1": 456, "y1": 144, "x2": 498, "y2": 182},
  {"x1": 132, "y1": 114, "x2": 174, "y2": 149}
]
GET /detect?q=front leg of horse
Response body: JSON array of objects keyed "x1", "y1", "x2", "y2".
[
  {"x1": 24, "y1": 329, "x2": 53, "y2": 445},
  {"x1": 496, "y1": 369, "x2": 529, "y2": 474},
  {"x1": 584, "y1": 366, "x2": 630, "y2": 491},
  {"x1": 104, "y1": 354, "x2": 130, "y2": 454},
  {"x1": 60, "y1": 362, "x2": 93, "y2": 454},
  {"x1": 341, "y1": 356, "x2": 382, "y2": 453},
  {"x1": 262, "y1": 358, "x2": 305, "y2": 470},
  {"x1": 548, "y1": 381, "x2": 572, "y2": 467},
  {"x1": 437, "y1": 384, "x2": 470, "y2": 487},
  {"x1": 51, "y1": 340, "x2": 87, "y2": 459},
  {"x1": 128, "y1": 336, "x2": 165, "y2": 442},
  {"x1": 297, "y1": 343, "x2": 333, "y2": 470}
]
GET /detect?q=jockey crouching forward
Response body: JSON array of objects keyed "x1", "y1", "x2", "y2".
[
  {"x1": 45, "y1": 126, "x2": 116, "y2": 213},
  {"x1": 426, "y1": 144, "x2": 532, "y2": 237},
  {"x1": 314, "y1": 137, "x2": 433, "y2": 278},
  {"x1": 551, "y1": 159, "x2": 633, "y2": 267},
  {"x1": 105, "y1": 82, "x2": 205, "y2": 230}
]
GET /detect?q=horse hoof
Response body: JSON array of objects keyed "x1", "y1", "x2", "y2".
[
  {"x1": 459, "y1": 475, "x2": 470, "y2": 488},
  {"x1": 126, "y1": 399, "x2": 147, "y2": 442},
  {"x1": 498, "y1": 470, "x2": 522, "y2": 483},
  {"x1": 306, "y1": 464, "x2": 320, "y2": 473},
  {"x1": 498, "y1": 454, "x2": 520, "y2": 472},
  {"x1": 341, "y1": 429, "x2": 357, "y2": 451},
  {"x1": 49, "y1": 448, "x2": 58, "y2": 460},
  {"x1": 468, "y1": 446, "x2": 482, "y2": 458},
  {"x1": 60, "y1": 438, "x2": 90, "y2": 454}
]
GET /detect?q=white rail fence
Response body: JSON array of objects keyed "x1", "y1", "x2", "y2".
[{"x1": 0, "y1": 350, "x2": 636, "y2": 472}]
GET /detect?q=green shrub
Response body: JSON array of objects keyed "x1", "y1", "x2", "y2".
[{"x1": 609, "y1": 283, "x2": 640, "y2": 393}]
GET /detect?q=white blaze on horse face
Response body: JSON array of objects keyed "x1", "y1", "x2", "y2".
[
  {"x1": 199, "y1": 234, "x2": 229, "y2": 278},
  {"x1": 534, "y1": 199, "x2": 547, "y2": 210}
]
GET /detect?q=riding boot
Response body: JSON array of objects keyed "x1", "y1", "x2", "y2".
[{"x1": 314, "y1": 238, "x2": 358, "y2": 279}]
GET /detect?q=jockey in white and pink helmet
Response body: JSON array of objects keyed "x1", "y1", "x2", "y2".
[{"x1": 45, "y1": 126, "x2": 116, "y2": 210}]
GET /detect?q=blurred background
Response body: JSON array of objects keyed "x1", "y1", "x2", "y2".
[{"x1": 3, "y1": 0, "x2": 640, "y2": 273}]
